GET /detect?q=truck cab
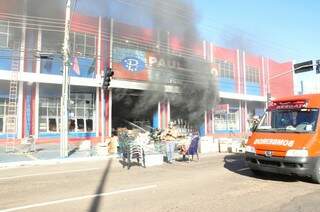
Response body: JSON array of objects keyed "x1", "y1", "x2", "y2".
[{"x1": 245, "y1": 94, "x2": 320, "y2": 183}]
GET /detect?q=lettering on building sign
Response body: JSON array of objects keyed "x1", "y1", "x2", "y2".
[
  {"x1": 254, "y1": 139, "x2": 295, "y2": 147},
  {"x1": 148, "y1": 56, "x2": 184, "y2": 70}
]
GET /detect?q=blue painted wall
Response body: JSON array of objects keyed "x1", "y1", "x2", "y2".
[
  {"x1": 25, "y1": 87, "x2": 32, "y2": 137},
  {"x1": 218, "y1": 78, "x2": 236, "y2": 93},
  {"x1": 0, "y1": 49, "x2": 13, "y2": 71},
  {"x1": 40, "y1": 57, "x2": 95, "y2": 78},
  {"x1": 246, "y1": 82, "x2": 261, "y2": 96},
  {"x1": 69, "y1": 57, "x2": 96, "y2": 78},
  {"x1": 152, "y1": 110, "x2": 158, "y2": 129},
  {"x1": 0, "y1": 134, "x2": 16, "y2": 139},
  {"x1": 39, "y1": 132, "x2": 96, "y2": 138},
  {"x1": 199, "y1": 123, "x2": 205, "y2": 136},
  {"x1": 214, "y1": 129, "x2": 240, "y2": 134},
  {"x1": 41, "y1": 57, "x2": 62, "y2": 75}
]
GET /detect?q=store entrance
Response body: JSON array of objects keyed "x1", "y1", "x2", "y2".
[
  {"x1": 112, "y1": 88, "x2": 157, "y2": 132},
  {"x1": 170, "y1": 103, "x2": 197, "y2": 132}
]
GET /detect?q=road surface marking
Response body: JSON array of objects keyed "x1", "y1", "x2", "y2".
[
  {"x1": 1, "y1": 184, "x2": 157, "y2": 212},
  {"x1": 0, "y1": 168, "x2": 101, "y2": 181},
  {"x1": 236, "y1": 167, "x2": 250, "y2": 172}
]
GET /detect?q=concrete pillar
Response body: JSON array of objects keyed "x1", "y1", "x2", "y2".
[
  {"x1": 242, "y1": 51, "x2": 246, "y2": 95},
  {"x1": 236, "y1": 49, "x2": 241, "y2": 93},
  {"x1": 95, "y1": 87, "x2": 100, "y2": 137}
]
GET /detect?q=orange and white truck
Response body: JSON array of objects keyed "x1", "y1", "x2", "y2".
[{"x1": 245, "y1": 94, "x2": 320, "y2": 183}]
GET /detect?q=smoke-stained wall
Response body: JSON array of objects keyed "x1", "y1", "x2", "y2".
[{"x1": 106, "y1": 0, "x2": 220, "y2": 125}]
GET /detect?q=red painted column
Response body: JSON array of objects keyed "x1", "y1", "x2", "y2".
[
  {"x1": 22, "y1": 86, "x2": 26, "y2": 138},
  {"x1": 207, "y1": 110, "x2": 212, "y2": 135}
]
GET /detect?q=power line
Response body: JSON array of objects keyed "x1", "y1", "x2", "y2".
[
  {"x1": 1, "y1": 8, "x2": 301, "y2": 61},
  {"x1": 113, "y1": 0, "x2": 304, "y2": 59},
  {"x1": 0, "y1": 4, "x2": 300, "y2": 60}
]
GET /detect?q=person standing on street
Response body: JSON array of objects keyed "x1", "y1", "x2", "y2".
[{"x1": 162, "y1": 122, "x2": 178, "y2": 163}]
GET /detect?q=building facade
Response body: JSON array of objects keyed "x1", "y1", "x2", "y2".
[
  {"x1": 0, "y1": 12, "x2": 294, "y2": 143},
  {"x1": 293, "y1": 61, "x2": 320, "y2": 95}
]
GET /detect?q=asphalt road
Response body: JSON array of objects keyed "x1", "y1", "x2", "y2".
[{"x1": 0, "y1": 153, "x2": 320, "y2": 212}]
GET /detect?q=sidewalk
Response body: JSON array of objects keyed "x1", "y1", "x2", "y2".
[
  {"x1": 0, "y1": 141, "x2": 228, "y2": 169},
  {"x1": 0, "y1": 142, "x2": 114, "y2": 168}
]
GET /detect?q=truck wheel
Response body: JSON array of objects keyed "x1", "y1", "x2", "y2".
[{"x1": 311, "y1": 158, "x2": 320, "y2": 184}]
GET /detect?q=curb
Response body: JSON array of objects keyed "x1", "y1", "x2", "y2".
[
  {"x1": 0, "y1": 152, "x2": 237, "y2": 169},
  {"x1": 0, "y1": 154, "x2": 119, "y2": 169}
]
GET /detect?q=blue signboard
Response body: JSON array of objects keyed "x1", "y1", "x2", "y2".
[{"x1": 121, "y1": 57, "x2": 145, "y2": 72}]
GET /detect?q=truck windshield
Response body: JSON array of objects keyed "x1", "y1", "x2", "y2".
[{"x1": 256, "y1": 108, "x2": 319, "y2": 133}]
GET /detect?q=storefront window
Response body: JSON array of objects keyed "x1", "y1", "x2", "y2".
[
  {"x1": 0, "y1": 117, "x2": 3, "y2": 132},
  {"x1": 0, "y1": 98, "x2": 8, "y2": 133},
  {"x1": 214, "y1": 103, "x2": 240, "y2": 132},
  {"x1": 69, "y1": 119, "x2": 75, "y2": 132},
  {"x1": 69, "y1": 93, "x2": 95, "y2": 132},
  {"x1": 39, "y1": 97, "x2": 60, "y2": 133},
  {"x1": 39, "y1": 118, "x2": 47, "y2": 132},
  {"x1": 77, "y1": 119, "x2": 84, "y2": 131},
  {"x1": 39, "y1": 93, "x2": 95, "y2": 133},
  {"x1": 86, "y1": 119, "x2": 93, "y2": 132},
  {"x1": 48, "y1": 118, "x2": 57, "y2": 132}
]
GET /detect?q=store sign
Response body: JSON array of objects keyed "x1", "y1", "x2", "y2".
[
  {"x1": 121, "y1": 57, "x2": 145, "y2": 72},
  {"x1": 214, "y1": 104, "x2": 229, "y2": 114},
  {"x1": 148, "y1": 55, "x2": 184, "y2": 70}
]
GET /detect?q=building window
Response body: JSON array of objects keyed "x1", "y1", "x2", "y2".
[
  {"x1": 71, "y1": 32, "x2": 96, "y2": 57},
  {"x1": 0, "y1": 117, "x2": 3, "y2": 132},
  {"x1": 39, "y1": 93, "x2": 95, "y2": 134},
  {"x1": 86, "y1": 119, "x2": 93, "y2": 132},
  {"x1": 214, "y1": 106, "x2": 240, "y2": 132},
  {"x1": 0, "y1": 21, "x2": 9, "y2": 48},
  {"x1": 49, "y1": 118, "x2": 57, "y2": 132},
  {"x1": 246, "y1": 66, "x2": 259, "y2": 83},
  {"x1": 42, "y1": 31, "x2": 64, "y2": 52},
  {"x1": 39, "y1": 97, "x2": 60, "y2": 133},
  {"x1": 0, "y1": 98, "x2": 8, "y2": 133},
  {"x1": 69, "y1": 93, "x2": 95, "y2": 132},
  {"x1": 215, "y1": 59, "x2": 234, "y2": 79},
  {"x1": 0, "y1": 20, "x2": 22, "y2": 49}
]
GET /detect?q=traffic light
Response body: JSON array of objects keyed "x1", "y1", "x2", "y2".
[
  {"x1": 316, "y1": 60, "x2": 320, "y2": 74},
  {"x1": 102, "y1": 67, "x2": 114, "y2": 90}
]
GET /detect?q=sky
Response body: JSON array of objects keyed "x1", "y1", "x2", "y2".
[
  {"x1": 194, "y1": 0, "x2": 320, "y2": 63},
  {"x1": 193, "y1": 0, "x2": 320, "y2": 94}
]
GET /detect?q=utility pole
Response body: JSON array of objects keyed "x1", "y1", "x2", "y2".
[{"x1": 60, "y1": 0, "x2": 72, "y2": 158}]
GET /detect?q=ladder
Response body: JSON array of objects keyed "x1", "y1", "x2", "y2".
[{"x1": 5, "y1": 52, "x2": 19, "y2": 153}]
